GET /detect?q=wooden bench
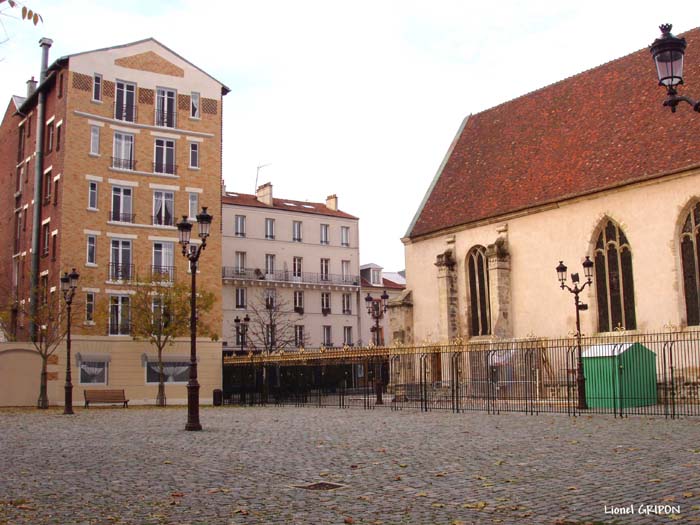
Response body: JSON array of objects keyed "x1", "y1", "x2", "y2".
[{"x1": 84, "y1": 389, "x2": 129, "y2": 408}]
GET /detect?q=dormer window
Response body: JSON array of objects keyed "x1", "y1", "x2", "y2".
[{"x1": 371, "y1": 268, "x2": 381, "y2": 285}]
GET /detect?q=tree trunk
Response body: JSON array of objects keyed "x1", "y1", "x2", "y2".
[
  {"x1": 156, "y1": 347, "x2": 166, "y2": 406},
  {"x1": 37, "y1": 356, "x2": 48, "y2": 409}
]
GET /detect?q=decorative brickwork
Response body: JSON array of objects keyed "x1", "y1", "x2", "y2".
[
  {"x1": 103, "y1": 80, "x2": 115, "y2": 98},
  {"x1": 115, "y1": 51, "x2": 184, "y2": 77},
  {"x1": 202, "y1": 98, "x2": 218, "y2": 115},
  {"x1": 72, "y1": 72, "x2": 91, "y2": 91},
  {"x1": 139, "y1": 88, "x2": 154, "y2": 105},
  {"x1": 178, "y1": 94, "x2": 190, "y2": 111}
]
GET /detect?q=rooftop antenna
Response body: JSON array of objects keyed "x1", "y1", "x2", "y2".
[{"x1": 255, "y1": 163, "x2": 271, "y2": 192}]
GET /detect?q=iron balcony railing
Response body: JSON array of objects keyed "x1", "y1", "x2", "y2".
[
  {"x1": 114, "y1": 104, "x2": 136, "y2": 123},
  {"x1": 153, "y1": 161, "x2": 177, "y2": 175},
  {"x1": 110, "y1": 211, "x2": 135, "y2": 223},
  {"x1": 151, "y1": 214, "x2": 175, "y2": 227},
  {"x1": 222, "y1": 267, "x2": 360, "y2": 286},
  {"x1": 154, "y1": 109, "x2": 176, "y2": 128},
  {"x1": 111, "y1": 156, "x2": 136, "y2": 171},
  {"x1": 151, "y1": 265, "x2": 175, "y2": 281},
  {"x1": 109, "y1": 262, "x2": 134, "y2": 282},
  {"x1": 108, "y1": 321, "x2": 131, "y2": 336}
]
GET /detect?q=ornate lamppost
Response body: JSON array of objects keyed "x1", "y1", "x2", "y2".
[
  {"x1": 650, "y1": 24, "x2": 700, "y2": 112},
  {"x1": 177, "y1": 207, "x2": 213, "y2": 431},
  {"x1": 365, "y1": 290, "x2": 389, "y2": 404},
  {"x1": 60, "y1": 268, "x2": 79, "y2": 415},
  {"x1": 234, "y1": 314, "x2": 250, "y2": 403},
  {"x1": 556, "y1": 257, "x2": 594, "y2": 410}
]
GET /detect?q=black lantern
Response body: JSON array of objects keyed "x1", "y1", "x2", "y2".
[
  {"x1": 196, "y1": 207, "x2": 213, "y2": 239},
  {"x1": 177, "y1": 215, "x2": 193, "y2": 245},
  {"x1": 582, "y1": 256, "x2": 594, "y2": 281},
  {"x1": 556, "y1": 261, "x2": 567, "y2": 287},
  {"x1": 650, "y1": 24, "x2": 686, "y2": 90}
]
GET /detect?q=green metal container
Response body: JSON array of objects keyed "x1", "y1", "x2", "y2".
[{"x1": 582, "y1": 343, "x2": 658, "y2": 409}]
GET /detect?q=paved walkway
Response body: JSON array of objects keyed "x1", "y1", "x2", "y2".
[{"x1": 1, "y1": 406, "x2": 699, "y2": 524}]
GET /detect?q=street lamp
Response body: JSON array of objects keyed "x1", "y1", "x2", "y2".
[
  {"x1": 233, "y1": 314, "x2": 250, "y2": 355},
  {"x1": 556, "y1": 257, "x2": 594, "y2": 410},
  {"x1": 365, "y1": 290, "x2": 390, "y2": 404},
  {"x1": 177, "y1": 206, "x2": 213, "y2": 431},
  {"x1": 650, "y1": 24, "x2": 700, "y2": 113},
  {"x1": 60, "y1": 268, "x2": 79, "y2": 415}
]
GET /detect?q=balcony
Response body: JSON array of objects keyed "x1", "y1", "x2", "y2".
[
  {"x1": 222, "y1": 267, "x2": 360, "y2": 287},
  {"x1": 151, "y1": 265, "x2": 175, "y2": 282},
  {"x1": 110, "y1": 211, "x2": 135, "y2": 223},
  {"x1": 153, "y1": 161, "x2": 177, "y2": 176},
  {"x1": 155, "y1": 109, "x2": 176, "y2": 128},
  {"x1": 152, "y1": 214, "x2": 175, "y2": 227},
  {"x1": 114, "y1": 104, "x2": 136, "y2": 123},
  {"x1": 109, "y1": 262, "x2": 134, "y2": 282},
  {"x1": 111, "y1": 157, "x2": 136, "y2": 171}
]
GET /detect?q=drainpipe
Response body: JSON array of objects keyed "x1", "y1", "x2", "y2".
[{"x1": 29, "y1": 37, "x2": 53, "y2": 341}]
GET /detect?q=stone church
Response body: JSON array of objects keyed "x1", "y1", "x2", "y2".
[{"x1": 398, "y1": 27, "x2": 700, "y2": 344}]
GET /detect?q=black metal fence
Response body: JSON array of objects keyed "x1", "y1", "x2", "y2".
[{"x1": 222, "y1": 331, "x2": 700, "y2": 418}]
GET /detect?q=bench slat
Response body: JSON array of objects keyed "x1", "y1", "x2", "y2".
[{"x1": 84, "y1": 389, "x2": 129, "y2": 408}]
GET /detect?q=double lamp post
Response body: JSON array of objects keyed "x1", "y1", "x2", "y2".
[
  {"x1": 60, "y1": 268, "x2": 79, "y2": 415},
  {"x1": 365, "y1": 290, "x2": 389, "y2": 404}
]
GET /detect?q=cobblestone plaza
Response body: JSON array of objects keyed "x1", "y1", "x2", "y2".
[{"x1": 1, "y1": 407, "x2": 699, "y2": 524}]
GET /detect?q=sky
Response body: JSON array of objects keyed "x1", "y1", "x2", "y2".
[{"x1": 1, "y1": 1, "x2": 698, "y2": 271}]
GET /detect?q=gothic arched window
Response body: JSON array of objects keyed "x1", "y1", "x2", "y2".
[
  {"x1": 467, "y1": 246, "x2": 490, "y2": 336},
  {"x1": 594, "y1": 220, "x2": 637, "y2": 332},
  {"x1": 680, "y1": 202, "x2": 700, "y2": 326}
]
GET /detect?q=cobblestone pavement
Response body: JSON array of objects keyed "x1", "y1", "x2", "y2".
[{"x1": 1, "y1": 407, "x2": 699, "y2": 525}]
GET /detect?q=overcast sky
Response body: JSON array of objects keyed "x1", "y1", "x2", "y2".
[{"x1": 1, "y1": 1, "x2": 697, "y2": 271}]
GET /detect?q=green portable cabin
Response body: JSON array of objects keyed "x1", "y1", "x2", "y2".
[{"x1": 582, "y1": 343, "x2": 658, "y2": 409}]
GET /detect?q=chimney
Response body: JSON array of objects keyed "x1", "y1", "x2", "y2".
[
  {"x1": 38, "y1": 37, "x2": 53, "y2": 83},
  {"x1": 326, "y1": 194, "x2": 338, "y2": 211},
  {"x1": 26, "y1": 77, "x2": 37, "y2": 98},
  {"x1": 256, "y1": 182, "x2": 273, "y2": 205}
]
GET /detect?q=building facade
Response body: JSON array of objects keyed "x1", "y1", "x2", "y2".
[
  {"x1": 0, "y1": 38, "x2": 228, "y2": 406},
  {"x1": 359, "y1": 263, "x2": 405, "y2": 346},
  {"x1": 401, "y1": 27, "x2": 700, "y2": 345}
]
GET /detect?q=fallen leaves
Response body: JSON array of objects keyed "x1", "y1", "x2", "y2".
[{"x1": 462, "y1": 501, "x2": 488, "y2": 510}]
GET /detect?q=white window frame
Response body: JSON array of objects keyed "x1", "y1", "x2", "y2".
[
  {"x1": 85, "y1": 292, "x2": 95, "y2": 323},
  {"x1": 155, "y1": 87, "x2": 177, "y2": 128},
  {"x1": 115, "y1": 80, "x2": 136, "y2": 122},
  {"x1": 321, "y1": 292, "x2": 331, "y2": 311},
  {"x1": 293, "y1": 256, "x2": 303, "y2": 278},
  {"x1": 341, "y1": 226, "x2": 350, "y2": 247},
  {"x1": 235, "y1": 215, "x2": 246, "y2": 237},
  {"x1": 323, "y1": 325, "x2": 332, "y2": 347},
  {"x1": 235, "y1": 251, "x2": 246, "y2": 273},
  {"x1": 189, "y1": 142, "x2": 199, "y2": 169},
  {"x1": 190, "y1": 92, "x2": 200, "y2": 119},
  {"x1": 92, "y1": 74, "x2": 102, "y2": 102},
  {"x1": 293, "y1": 221, "x2": 303, "y2": 242},
  {"x1": 154, "y1": 138, "x2": 176, "y2": 175},
  {"x1": 265, "y1": 218, "x2": 275, "y2": 240},
  {"x1": 111, "y1": 186, "x2": 133, "y2": 222},
  {"x1": 112, "y1": 131, "x2": 134, "y2": 169},
  {"x1": 342, "y1": 293, "x2": 352, "y2": 315},
  {"x1": 343, "y1": 326, "x2": 353, "y2": 346},
  {"x1": 152, "y1": 190, "x2": 174, "y2": 226},
  {"x1": 90, "y1": 125, "x2": 100, "y2": 156},
  {"x1": 320, "y1": 224, "x2": 329, "y2": 245},
  {"x1": 88, "y1": 181, "x2": 98, "y2": 210},
  {"x1": 320, "y1": 258, "x2": 330, "y2": 281},
  {"x1": 86, "y1": 235, "x2": 96, "y2": 265},
  {"x1": 109, "y1": 294, "x2": 130, "y2": 335},
  {"x1": 265, "y1": 254, "x2": 275, "y2": 275},
  {"x1": 188, "y1": 192, "x2": 198, "y2": 220},
  {"x1": 294, "y1": 291, "x2": 304, "y2": 310},
  {"x1": 295, "y1": 325, "x2": 305, "y2": 347},
  {"x1": 235, "y1": 287, "x2": 246, "y2": 309}
]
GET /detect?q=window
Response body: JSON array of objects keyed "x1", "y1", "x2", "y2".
[
  {"x1": 93, "y1": 74, "x2": 102, "y2": 101},
  {"x1": 90, "y1": 125, "x2": 100, "y2": 156},
  {"x1": 342, "y1": 293, "x2": 352, "y2": 315},
  {"x1": 343, "y1": 326, "x2": 353, "y2": 346},
  {"x1": 295, "y1": 325, "x2": 305, "y2": 348},
  {"x1": 88, "y1": 181, "x2": 98, "y2": 209},
  {"x1": 189, "y1": 192, "x2": 199, "y2": 220},
  {"x1": 265, "y1": 289, "x2": 276, "y2": 310},
  {"x1": 17, "y1": 124, "x2": 25, "y2": 162},
  {"x1": 235, "y1": 288, "x2": 246, "y2": 309},
  {"x1": 14, "y1": 212, "x2": 21, "y2": 254},
  {"x1": 115, "y1": 80, "x2": 136, "y2": 122},
  {"x1": 111, "y1": 186, "x2": 133, "y2": 222},
  {"x1": 110, "y1": 239, "x2": 132, "y2": 281},
  {"x1": 234, "y1": 215, "x2": 246, "y2": 237},
  {"x1": 235, "y1": 323, "x2": 247, "y2": 347},
  {"x1": 322, "y1": 325, "x2": 332, "y2": 347},
  {"x1": 146, "y1": 361, "x2": 190, "y2": 384},
  {"x1": 80, "y1": 360, "x2": 107, "y2": 384},
  {"x1": 191, "y1": 92, "x2": 200, "y2": 119},
  {"x1": 341, "y1": 260, "x2": 350, "y2": 282},
  {"x1": 265, "y1": 324, "x2": 276, "y2": 347},
  {"x1": 86, "y1": 235, "x2": 96, "y2": 265},
  {"x1": 321, "y1": 292, "x2": 331, "y2": 313},
  {"x1": 467, "y1": 246, "x2": 490, "y2": 337},
  {"x1": 53, "y1": 179, "x2": 59, "y2": 206},
  {"x1": 51, "y1": 232, "x2": 57, "y2": 261},
  {"x1": 85, "y1": 293, "x2": 95, "y2": 323},
  {"x1": 15, "y1": 165, "x2": 23, "y2": 194},
  {"x1": 265, "y1": 218, "x2": 275, "y2": 239},
  {"x1": 151, "y1": 296, "x2": 172, "y2": 331},
  {"x1": 293, "y1": 221, "x2": 302, "y2": 242},
  {"x1": 40, "y1": 274, "x2": 48, "y2": 304},
  {"x1": 341, "y1": 226, "x2": 350, "y2": 247},
  {"x1": 154, "y1": 138, "x2": 175, "y2": 174},
  {"x1": 46, "y1": 122, "x2": 54, "y2": 153},
  {"x1": 156, "y1": 87, "x2": 176, "y2": 128},
  {"x1": 294, "y1": 291, "x2": 304, "y2": 312},
  {"x1": 594, "y1": 220, "x2": 637, "y2": 332},
  {"x1": 41, "y1": 223, "x2": 50, "y2": 256},
  {"x1": 265, "y1": 254, "x2": 275, "y2": 275},
  {"x1": 681, "y1": 202, "x2": 700, "y2": 326},
  {"x1": 235, "y1": 251, "x2": 246, "y2": 273},
  {"x1": 293, "y1": 257, "x2": 303, "y2": 279},
  {"x1": 320, "y1": 258, "x2": 330, "y2": 281},
  {"x1": 152, "y1": 242, "x2": 174, "y2": 281},
  {"x1": 153, "y1": 190, "x2": 174, "y2": 226},
  {"x1": 112, "y1": 132, "x2": 134, "y2": 170},
  {"x1": 320, "y1": 224, "x2": 329, "y2": 245},
  {"x1": 55, "y1": 123, "x2": 61, "y2": 152},
  {"x1": 43, "y1": 170, "x2": 52, "y2": 204},
  {"x1": 109, "y1": 295, "x2": 130, "y2": 335},
  {"x1": 189, "y1": 143, "x2": 199, "y2": 168},
  {"x1": 371, "y1": 268, "x2": 381, "y2": 285}
]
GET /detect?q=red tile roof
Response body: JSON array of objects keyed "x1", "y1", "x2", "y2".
[
  {"x1": 361, "y1": 277, "x2": 406, "y2": 290},
  {"x1": 409, "y1": 27, "x2": 700, "y2": 239},
  {"x1": 222, "y1": 192, "x2": 358, "y2": 220}
]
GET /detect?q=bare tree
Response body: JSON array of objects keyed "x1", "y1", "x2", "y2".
[{"x1": 244, "y1": 289, "x2": 307, "y2": 354}]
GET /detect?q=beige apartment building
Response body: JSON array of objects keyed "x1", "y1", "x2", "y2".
[
  {"x1": 0, "y1": 38, "x2": 228, "y2": 406},
  {"x1": 221, "y1": 183, "x2": 361, "y2": 351}
]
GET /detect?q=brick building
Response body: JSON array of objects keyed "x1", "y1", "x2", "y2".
[{"x1": 0, "y1": 38, "x2": 228, "y2": 406}]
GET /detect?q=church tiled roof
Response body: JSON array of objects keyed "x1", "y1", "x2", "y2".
[{"x1": 408, "y1": 27, "x2": 700, "y2": 239}]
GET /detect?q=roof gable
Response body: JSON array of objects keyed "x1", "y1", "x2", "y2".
[{"x1": 409, "y1": 27, "x2": 700, "y2": 239}]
